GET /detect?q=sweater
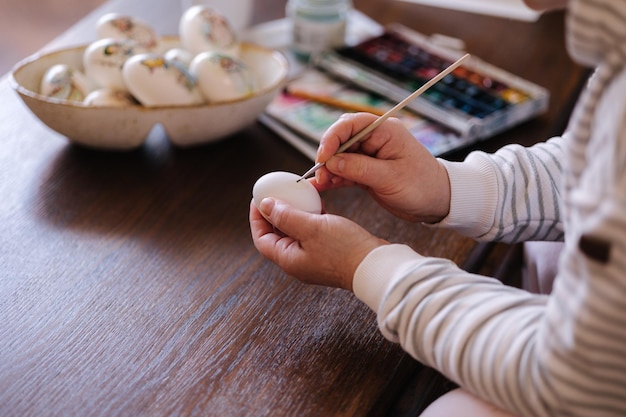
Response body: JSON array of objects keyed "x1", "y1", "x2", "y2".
[{"x1": 352, "y1": 0, "x2": 626, "y2": 415}]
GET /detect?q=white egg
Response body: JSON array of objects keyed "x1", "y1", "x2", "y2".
[
  {"x1": 253, "y1": 171, "x2": 323, "y2": 218},
  {"x1": 179, "y1": 5, "x2": 240, "y2": 56},
  {"x1": 84, "y1": 88, "x2": 135, "y2": 106},
  {"x1": 190, "y1": 52, "x2": 255, "y2": 102},
  {"x1": 164, "y1": 48, "x2": 194, "y2": 68},
  {"x1": 40, "y1": 64, "x2": 94, "y2": 102},
  {"x1": 83, "y1": 38, "x2": 138, "y2": 91},
  {"x1": 96, "y1": 13, "x2": 160, "y2": 50},
  {"x1": 122, "y1": 53, "x2": 205, "y2": 106}
]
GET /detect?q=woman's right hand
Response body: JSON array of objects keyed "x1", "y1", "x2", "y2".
[{"x1": 314, "y1": 112, "x2": 451, "y2": 224}]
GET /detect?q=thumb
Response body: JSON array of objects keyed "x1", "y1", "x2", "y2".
[
  {"x1": 326, "y1": 153, "x2": 394, "y2": 189},
  {"x1": 259, "y1": 198, "x2": 316, "y2": 238}
]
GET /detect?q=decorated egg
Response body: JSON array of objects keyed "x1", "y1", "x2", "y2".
[
  {"x1": 83, "y1": 38, "x2": 137, "y2": 91},
  {"x1": 252, "y1": 171, "x2": 323, "y2": 218},
  {"x1": 84, "y1": 88, "x2": 135, "y2": 106},
  {"x1": 179, "y1": 6, "x2": 240, "y2": 56},
  {"x1": 96, "y1": 13, "x2": 160, "y2": 50},
  {"x1": 122, "y1": 53, "x2": 205, "y2": 106},
  {"x1": 164, "y1": 48, "x2": 194, "y2": 68},
  {"x1": 190, "y1": 52, "x2": 255, "y2": 102},
  {"x1": 40, "y1": 64, "x2": 93, "y2": 102}
]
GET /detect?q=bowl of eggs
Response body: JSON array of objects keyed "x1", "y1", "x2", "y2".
[{"x1": 9, "y1": 7, "x2": 289, "y2": 150}]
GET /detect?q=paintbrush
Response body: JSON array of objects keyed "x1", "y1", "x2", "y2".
[{"x1": 296, "y1": 53, "x2": 470, "y2": 182}]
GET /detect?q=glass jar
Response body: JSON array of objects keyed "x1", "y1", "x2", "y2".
[{"x1": 286, "y1": 0, "x2": 352, "y2": 61}]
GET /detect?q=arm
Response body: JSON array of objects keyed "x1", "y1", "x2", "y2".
[
  {"x1": 354, "y1": 246, "x2": 547, "y2": 415},
  {"x1": 315, "y1": 113, "x2": 565, "y2": 243},
  {"x1": 249, "y1": 113, "x2": 626, "y2": 417},
  {"x1": 354, "y1": 71, "x2": 626, "y2": 416},
  {"x1": 433, "y1": 137, "x2": 566, "y2": 243},
  {"x1": 354, "y1": 231, "x2": 625, "y2": 416}
]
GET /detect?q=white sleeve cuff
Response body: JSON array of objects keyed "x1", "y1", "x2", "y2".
[
  {"x1": 353, "y1": 244, "x2": 423, "y2": 312},
  {"x1": 432, "y1": 155, "x2": 499, "y2": 237}
]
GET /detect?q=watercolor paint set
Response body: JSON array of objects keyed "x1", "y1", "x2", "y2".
[
  {"x1": 264, "y1": 68, "x2": 470, "y2": 159},
  {"x1": 313, "y1": 23, "x2": 550, "y2": 141}
]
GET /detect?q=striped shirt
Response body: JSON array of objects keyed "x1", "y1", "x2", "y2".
[{"x1": 352, "y1": 1, "x2": 626, "y2": 415}]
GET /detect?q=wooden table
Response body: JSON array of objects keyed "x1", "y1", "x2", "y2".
[{"x1": 0, "y1": 1, "x2": 587, "y2": 416}]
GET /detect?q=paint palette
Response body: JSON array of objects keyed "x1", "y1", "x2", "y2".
[{"x1": 313, "y1": 24, "x2": 549, "y2": 141}]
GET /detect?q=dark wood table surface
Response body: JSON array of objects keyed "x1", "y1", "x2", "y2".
[{"x1": 0, "y1": 0, "x2": 587, "y2": 416}]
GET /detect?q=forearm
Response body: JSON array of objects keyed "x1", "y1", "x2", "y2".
[
  {"x1": 353, "y1": 241, "x2": 626, "y2": 417},
  {"x1": 354, "y1": 244, "x2": 547, "y2": 415},
  {"x1": 434, "y1": 137, "x2": 566, "y2": 243}
]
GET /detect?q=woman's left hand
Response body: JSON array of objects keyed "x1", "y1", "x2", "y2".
[{"x1": 249, "y1": 198, "x2": 387, "y2": 291}]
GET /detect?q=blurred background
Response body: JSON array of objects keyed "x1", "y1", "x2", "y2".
[
  {"x1": 0, "y1": 0, "x2": 541, "y2": 75},
  {"x1": 0, "y1": 0, "x2": 105, "y2": 74}
]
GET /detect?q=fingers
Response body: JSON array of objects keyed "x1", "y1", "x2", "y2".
[
  {"x1": 317, "y1": 113, "x2": 380, "y2": 163},
  {"x1": 258, "y1": 197, "x2": 314, "y2": 241},
  {"x1": 250, "y1": 199, "x2": 298, "y2": 264},
  {"x1": 249, "y1": 199, "x2": 274, "y2": 239},
  {"x1": 250, "y1": 199, "x2": 282, "y2": 250},
  {"x1": 249, "y1": 198, "x2": 315, "y2": 247},
  {"x1": 250, "y1": 198, "x2": 327, "y2": 281},
  {"x1": 324, "y1": 151, "x2": 404, "y2": 193},
  {"x1": 315, "y1": 113, "x2": 403, "y2": 187},
  {"x1": 325, "y1": 153, "x2": 370, "y2": 184},
  {"x1": 315, "y1": 113, "x2": 374, "y2": 186},
  {"x1": 249, "y1": 197, "x2": 385, "y2": 291}
]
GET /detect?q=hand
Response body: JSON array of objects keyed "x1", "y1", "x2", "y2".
[
  {"x1": 314, "y1": 113, "x2": 451, "y2": 224},
  {"x1": 249, "y1": 198, "x2": 387, "y2": 291}
]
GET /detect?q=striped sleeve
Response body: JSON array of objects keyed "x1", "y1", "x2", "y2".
[
  {"x1": 436, "y1": 137, "x2": 566, "y2": 243},
  {"x1": 354, "y1": 235, "x2": 626, "y2": 416},
  {"x1": 352, "y1": 69, "x2": 626, "y2": 417},
  {"x1": 354, "y1": 247, "x2": 551, "y2": 415}
]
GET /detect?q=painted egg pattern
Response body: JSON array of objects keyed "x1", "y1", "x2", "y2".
[
  {"x1": 39, "y1": 10, "x2": 262, "y2": 108},
  {"x1": 96, "y1": 13, "x2": 159, "y2": 50},
  {"x1": 164, "y1": 48, "x2": 194, "y2": 68},
  {"x1": 84, "y1": 88, "x2": 135, "y2": 106},
  {"x1": 191, "y1": 52, "x2": 255, "y2": 102},
  {"x1": 122, "y1": 53, "x2": 205, "y2": 106},
  {"x1": 179, "y1": 6, "x2": 239, "y2": 56},
  {"x1": 83, "y1": 38, "x2": 137, "y2": 91},
  {"x1": 40, "y1": 64, "x2": 92, "y2": 102}
]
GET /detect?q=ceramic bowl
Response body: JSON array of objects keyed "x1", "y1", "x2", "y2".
[{"x1": 10, "y1": 38, "x2": 289, "y2": 150}]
